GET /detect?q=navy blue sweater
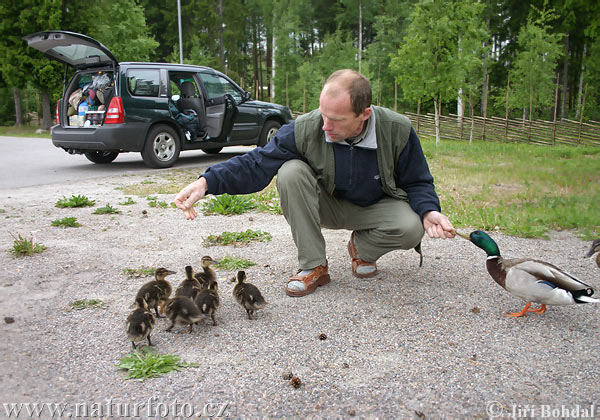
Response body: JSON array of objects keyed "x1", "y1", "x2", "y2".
[{"x1": 202, "y1": 121, "x2": 441, "y2": 219}]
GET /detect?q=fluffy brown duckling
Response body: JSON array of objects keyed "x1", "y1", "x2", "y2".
[
  {"x1": 175, "y1": 265, "x2": 202, "y2": 300},
  {"x1": 135, "y1": 267, "x2": 176, "y2": 317},
  {"x1": 126, "y1": 297, "x2": 156, "y2": 349},
  {"x1": 585, "y1": 239, "x2": 600, "y2": 268},
  {"x1": 232, "y1": 271, "x2": 267, "y2": 319},
  {"x1": 194, "y1": 278, "x2": 220, "y2": 325},
  {"x1": 163, "y1": 296, "x2": 204, "y2": 333},
  {"x1": 193, "y1": 256, "x2": 219, "y2": 288}
]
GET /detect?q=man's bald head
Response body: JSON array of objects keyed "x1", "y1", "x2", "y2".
[{"x1": 322, "y1": 69, "x2": 372, "y2": 116}]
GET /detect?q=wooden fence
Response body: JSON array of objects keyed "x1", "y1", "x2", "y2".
[{"x1": 405, "y1": 112, "x2": 600, "y2": 147}]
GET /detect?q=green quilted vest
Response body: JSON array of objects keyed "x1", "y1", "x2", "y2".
[{"x1": 294, "y1": 106, "x2": 412, "y2": 200}]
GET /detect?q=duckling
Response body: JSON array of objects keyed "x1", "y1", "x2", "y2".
[
  {"x1": 126, "y1": 297, "x2": 156, "y2": 349},
  {"x1": 458, "y1": 230, "x2": 599, "y2": 317},
  {"x1": 193, "y1": 256, "x2": 219, "y2": 288},
  {"x1": 584, "y1": 239, "x2": 600, "y2": 268},
  {"x1": 175, "y1": 265, "x2": 202, "y2": 300},
  {"x1": 194, "y1": 278, "x2": 220, "y2": 325},
  {"x1": 163, "y1": 296, "x2": 204, "y2": 333},
  {"x1": 232, "y1": 271, "x2": 267, "y2": 319},
  {"x1": 135, "y1": 267, "x2": 176, "y2": 317}
]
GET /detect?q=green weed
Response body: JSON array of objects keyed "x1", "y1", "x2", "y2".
[
  {"x1": 68, "y1": 299, "x2": 106, "y2": 311},
  {"x1": 119, "y1": 197, "x2": 136, "y2": 205},
  {"x1": 215, "y1": 255, "x2": 257, "y2": 270},
  {"x1": 93, "y1": 204, "x2": 121, "y2": 215},
  {"x1": 202, "y1": 194, "x2": 256, "y2": 215},
  {"x1": 51, "y1": 217, "x2": 81, "y2": 228},
  {"x1": 123, "y1": 267, "x2": 156, "y2": 278},
  {"x1": 9, "y1": 233, "x2": 46, "y2": 257},
  {"x1": 56, "y1": 194, "x2": 95, "y2": 208},
  {"x1": 204, "y1": 229, "x2": 272, "y2": 246},
  {"x1": 118, "y1": 346, "x2": 199, "y2": 381}
]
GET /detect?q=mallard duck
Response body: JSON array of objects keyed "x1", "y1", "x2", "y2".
[
  {"x1": 584, "y1": 239, "x2": 600, "y2": 268},
  {"x1": 194, "y1": 278, "x2": 220, "y2": 325},
  {"x1": 163, "y1": 296, "x2": 204, "y2": 333},
  {"x1": 175, "y1": 265, "x2": 202, "y2": 300},
  {"x1": 232, "y1": 271, "x2": 267, "y2": 319},
  {"x1": 457, "y1": 230, "x2": 599, "y2": 317},
  {"x1": 135, "y1": 267, "x2": 176, "y2": 317},
  {"x1": 126, "y1": 297, "x2": 156, "y2": 349},
  {"x1": 193, "y1": 256, "x2": 219, "y2": 287}
]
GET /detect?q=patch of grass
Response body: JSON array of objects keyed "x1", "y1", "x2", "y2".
[
  {"x1": 204, "y1": 229, "x2": 272, "y2": 246},
  {"x1": 9, "y1": 233, "x2": 46, "y2": 257},
  {"x1": 56, "y1": 194, "x2": 95, "y2": 208},
  {"x1": 123, "y1": 267, "x2": 156, "y2": 278},
  {"x1": 202, "y1": 193, "x2": 256, "y2": 215},
  {"x1": 140, "y1": 180, "x2": 155, "y2": 184},
  {"x1": 215, "y1": 255, "x2": 257, "y2": 270},
  {"x1": 93, "y1": 204, "x2": 121, "y2": 215},
  {"x1": 118, "y1": 346, "x2": 199, "y2": 381},
  {"x1": 0, "y1": 125, "x2": 50, "y2": 138},
  {"x1": 119, "y1": 197, "x2": 136, "y2": 205},
  {"x1": 421, "y1": 137, "x2": 600, "y2": 240},
  {"x1": 0, "y1": 209, "x2": 5, "y2": 213},
  {"x1": 148, "y1": 199, "x2": 168, "y2": 208},
  {"x1": 250, "y1": 183, "x2": 282, "y2": 214},
  {"x1": 68, "y1": 299, "x2": 106, "y2": 311},
  {"x1": 51, "y1": 217, "x2": 81, "y2": 228}
]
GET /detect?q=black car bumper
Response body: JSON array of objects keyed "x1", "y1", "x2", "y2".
[{"x1": 51, "y1": 123, "x2": 148, "y2": 152}]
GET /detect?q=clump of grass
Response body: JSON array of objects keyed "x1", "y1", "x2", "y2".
[
  {"x1": 51, "y1": 217, "x2": 81, "y2": 228},
  {"x1": 118, "y1": 346, "x2": 199, "y2": 381},
  {"x1": 140, "y1": 179, "x2": 155, "y2": 185},
  {"x1": 56, "y1": 194, "x2": 95, "y2": 208},
  {"x1": 68, "y1": 299, "x2": 106, "y2": 311},
  {"x1": 148, "y1": 200, "x2": 168, "y2": 208},
  {"x1": 204, "y1": 229, "x2": 272, "y2": 246},
  {"x1": 123, "y1": 267, "x2": 156, "y2": 278},
  {"x1": 93, "y1": 204, "x2": 121, "y2": 215},
  {"x1": 251, "y1": 187, "x2": 282, "y2": 214},
  {"x1": 119, "y1": 197, "x2": 136, "y2": 205},
  {"x1": 202, "y1": 194, "x2": 256, "y2": 215},
  {"x1": 9, "y1": 233, "x2": 46, "y2": 257},
  {"x1": 216, "y1": 255, "x2": 257, "y2": 270}
]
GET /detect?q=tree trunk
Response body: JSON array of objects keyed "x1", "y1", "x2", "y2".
[
  {"x1": 266, "y1": 23, "x2": 272, "y2": 101},
  {"x1": 252, "y1": 20, "x2": 259, "y2": 98},
  {"x1": 218, "y1": 0, "x2": 225, "y2": 69},
  {"x1": 358, "y1": 2, "x2": 362, "y2": 73},
  {"x1": 376, "y1": 62, "x2": 381, "y2": 106},
  {"x1": 552, "y1": 73, "x2": 559, "y2": 145},
  {"x1": 469, "y1": 99, "x2": 474, "y2": 146},
  {"x1": 575, "y1": 43, "x2": 586, "y2": 120},
  {"x1": 504, "y1": 73, "x2": 510, "y2": 142},
  {"x1": 41, "y1": 90, "x2": 52, "y2": 131},
  {"x1": 13, "y1": 87, "x2": 23, "y2": 127},
  {"x1": 271, "y1": 29, "x2": 276, "y2": 101},
  {"x1": 434, "y1": 96, "x2": 440, "y2": 146},
  {"x1": 560, "y1": 35, "x2": 569, "y2": 120}
]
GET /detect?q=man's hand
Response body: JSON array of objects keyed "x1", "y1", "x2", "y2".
[
  {"x1": 174, "y1": 177, "x2": 208, "y2": 220},
  {"x1": 423, "y1": 210, "x2": 455, "y2": 239}
]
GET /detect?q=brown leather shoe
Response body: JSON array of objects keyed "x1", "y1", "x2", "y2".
[
  {"x1": 348, "y1": 232, "x2": 378, "y2": 278},
  {"x1": 285, "y1": 262, "x2": 331, "y2": 297}
]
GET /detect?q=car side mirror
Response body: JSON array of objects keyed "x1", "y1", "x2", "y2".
[{"x1": 242, "y1": 91, "x2": 251, "y2": 102}]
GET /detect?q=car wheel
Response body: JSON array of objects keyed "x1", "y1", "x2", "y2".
[
  {"x1": 258, "y1": 120, "x2": 281, "y2": 147},
  {"x1": 201, "y1": 147, "x2": 223, "y2": 154},
  {"x1": 84, "y1": 151, "x2": 119, "y2": 164},
  {"x1": 141, "y1": 125, "x2": 181, "y2": 168}
]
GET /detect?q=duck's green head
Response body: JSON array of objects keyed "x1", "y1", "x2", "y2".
[{"x1": 457, "y1": 230, "x2": 500, "y2": 257}]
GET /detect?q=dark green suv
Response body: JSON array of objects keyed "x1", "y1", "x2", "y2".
[{"x1": 24, "y1": 31, "x2": 293, "y2": 168}]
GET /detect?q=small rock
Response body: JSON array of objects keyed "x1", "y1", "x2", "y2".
[
  {"x1": 342, "y1": 362, "x2": 350, "y2": 368},
  {"x1": 248, "y1": 216, "x2": 254, "y2": 221},
  {"x1": 4, "y1": 316, "x2": 15, "y2": 324},
  {"x1": 290, "y1": 376, "x2": 302, "y2": 388},
  {"x1": 348, "y1": 409, "x2": 356, "y2": 416},
  {"x1": 471, "y1": 307, "x2": 480, "y2": 314},
  {"x1": 415, "y1": 410, "x2": 425, "y2": 419},
  {"x1": 282, "y1": 370, "x2": 293, "y2": 380},
  {"x1": 318, "y1": 333, "x2": 327, "y2": 340}
]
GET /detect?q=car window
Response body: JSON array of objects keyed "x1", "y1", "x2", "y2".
[
  {"x1": 127, "y1": 69, "x2": 160, "y2": 97},
  {"x1": 169, "y1": 73, "x2": 199, "y2": 97},
  {"x1": 197, "y1": 73, "x2": 243, "y2": 102}
]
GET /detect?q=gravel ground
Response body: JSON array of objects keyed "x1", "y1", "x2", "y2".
[{"x1": 0, "y1": 170, "x2": 598, "y2": 419}]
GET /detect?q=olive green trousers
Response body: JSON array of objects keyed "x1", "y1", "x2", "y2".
[{"x1": 276, "y1": 159, "x2": 425, "y2": 269}]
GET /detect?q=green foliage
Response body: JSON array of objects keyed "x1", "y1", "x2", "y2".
[
  {"x1": 119, "y1": 197, "x2": 136, "y2": 206},
  {"x1": 215, "y1": 256, "x2": 257, "y2": 270},
  {"x1": 118, "y1": 346, "x2": 199, "y2": 381},
  {"x1": 204, "y1": 229, "x2": 272, "y2": 246},
  {"x1": 51, "y1": 217, "x2": 81, "y2": 228},
  {"x1": 123, "y1": 267, "x2": 157, "y2": 278},
  {"x1": 68, "y1": 299, "x2": 106, "y2": 311},
  {"x1": 93, "y1": 204, "x2": 121, "y2": 215},
  {"x1": 56, "y1": 195, "x2": 95, "y2": 208},
  {"x1": 9, "y1": 233, "x2": 46, "y2": 257},
  {"x1": 202, "y1": 194, "x2": 257, "y2": 215}
]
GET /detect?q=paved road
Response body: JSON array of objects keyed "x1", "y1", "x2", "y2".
[{"x1": 0, "y1": 136, "x2": 250, "y2": 190}]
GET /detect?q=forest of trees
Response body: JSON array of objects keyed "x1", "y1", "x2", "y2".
[{"x1": 1, "y1": 0, "x2": 599, "y2": 132}]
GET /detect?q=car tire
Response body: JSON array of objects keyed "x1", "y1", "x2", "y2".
[
  {"x1": 84, "y1": 151, "x2": 119, "y2": 164},
  {"x1": 141, "y1": 124, "x2": 181, "y2": 168},
  {"x1": 201, "y1": 147, "x2": 223, "y2": 154},
  {"x1": 258, "y1": 120, "x2": 281, "y2": 147}
]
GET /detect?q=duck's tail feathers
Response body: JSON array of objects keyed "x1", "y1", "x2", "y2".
[{"x1": 573, "y1": 288, "x2": 599, "y2": 304}]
